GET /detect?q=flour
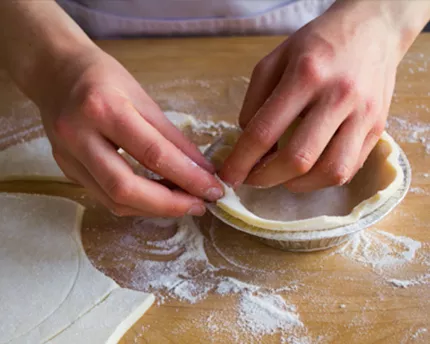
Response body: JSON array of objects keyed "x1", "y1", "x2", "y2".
[
  {"x1": 386, "y1": 116, "x2": 430, "y2": 153},
  {"x1": 409, "y1": 186, "x2": 428, "y2": 195},
  {"x1": 388, "y1": 274, "x2": 430, "y2": 288},
  {"x1": 333, "y1": 229, "x2": 422, "y2": 269},
  {"x1": 411, "y1": 328, "x2": 428, "y2": 339},
  {"x1": 238, "y1": 292, "x2": 302, "y2": 335},
  {"x1": 101, "y1": 215, "x2": 304, "y2": 340}
]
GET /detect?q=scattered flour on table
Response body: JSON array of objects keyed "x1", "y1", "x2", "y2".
[
  {"x1": 238, "y1": 292, "x2": 302, "y2": 335},
  {"x1": 411, "y1": 328, "x2": 428, "y2": 339},
  {"x1": 331, "y1": 228, "x2": 430, "y2": 290},
  {"x1": 109, "y1": 215, "x2": 305, "y2": 341},
  {"x1": 409, "y1": 186, "x2": 428, "y2": 195},
  {"x1": 332, "y1": 229, "x2": 422, "y2": 270},
  {"x1": 386, "y1": 116, "x2": 430, "y2": 153},
  {"x1": 388, "y1": 274, "x2": 430, "y2": 288}
]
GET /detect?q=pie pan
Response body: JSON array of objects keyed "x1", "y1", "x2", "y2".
[{"x1": 204, "y1": 130, "x2": 411, "y2": 252}]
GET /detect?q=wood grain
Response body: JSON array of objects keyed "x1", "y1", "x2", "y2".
[{"x1": 0, "y1": 35, "x2": 429, "y2": 344}]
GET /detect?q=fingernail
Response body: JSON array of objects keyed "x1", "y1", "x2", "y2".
[
  {"x1": 205, "y1": 187, "x2": 224, "y2": 201},
  {"x1": 187, "y1": 204, "x2": 206, "y2": 216}
]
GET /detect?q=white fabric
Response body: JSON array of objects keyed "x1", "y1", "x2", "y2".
[{"x1": 56, "y1": 0, "x2": 335, "y2": 38}]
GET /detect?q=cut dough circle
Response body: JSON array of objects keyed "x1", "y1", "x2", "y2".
[
  {"x1": 213, "y1": 131, "x2": 404, "y2": 232},
  {"x1": 0, "y1": 193, "x2": 154, "y2": 344}
]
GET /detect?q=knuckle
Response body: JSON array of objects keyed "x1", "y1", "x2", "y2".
[
  {"x1": 336, "y1": 77, "x2": 356, "y2": 101},
  {"x1": 328, "y1": 164, "x2": 351, "y2": 185},
  {"x1": 247, "y1": 118, "x2": 275, "y2": 148},
  {"x1": 363, "y1": 97, "x2": 379, "y2": 116},
  {"x1": 297, "y1": 55, "x2": 324, "y2": 84},
  {"x1": 141, "y1": 142, "x2": 165, "y2": 169},
  {"x1": 288, "y1": 149, "x2": 315, "y2": 175},
  {"x1": 106, "y1": 177, "x2": 132, "y2": 204},
  {"x1": 80, "y1": 88, "x2": 108, "y2": 122}
]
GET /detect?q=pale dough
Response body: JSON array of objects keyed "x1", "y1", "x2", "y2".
[
  {"x1": 0, "y1": 137, "x2": 69, "y2": 182},
  {"x1": 215, "y1": 131, "x2": 404, "y2": 231},
  {"x1": 0, "y1": 193, "x2": 154, "y2": 344}
]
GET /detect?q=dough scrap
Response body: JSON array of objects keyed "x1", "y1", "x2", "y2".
[
  {"x1": 0, "y1": 193, "x2": 154, "y2": 344},
  {"x1": 215, "y1": 131, "x2": 404, "y2": 232}
]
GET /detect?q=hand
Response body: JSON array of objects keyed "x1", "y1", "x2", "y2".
[
  {"x1": 40, "y1": 49, "x2": 223, "y2": 217},
  {"x1": 219, "y1": 1, "x2": 404, "y2": 192}
]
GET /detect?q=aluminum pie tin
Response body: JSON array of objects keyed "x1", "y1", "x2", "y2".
[{"x1": 205, "y1": 133, "x2": 411, "y2": 252}]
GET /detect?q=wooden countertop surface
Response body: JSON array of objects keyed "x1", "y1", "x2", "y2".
[{"x1": 0, "y1": 35, "x2": 429, "y2": 343}]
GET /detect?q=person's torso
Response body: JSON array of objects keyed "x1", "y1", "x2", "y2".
[{"x1": 57, "y1": 0, "x2": 335, "y2": 38}]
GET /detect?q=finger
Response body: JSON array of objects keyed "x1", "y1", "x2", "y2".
[
  {"x1": 99, "y1": 85, "x2": 215, "y2": 173},
  {"x1": 244, "y1": 85, "x2": 354, "y2": 187},
  {"x1": 285, "y1": 115, "x2": 369, "y2": 193},
  {"x1": 53, "y1": 150, "x2": 149, "y2": 217},
  {"x1": 71, "y1": 133, "x2": 207, "y2": 217},
  {"x1": 348, "y1": 123, "x2": 385, "y2": 182},
  {"x1": 219, "y1": 67, "x2": 316, "y2": 188},
  {"x1": 239, "y1": 40, "x2": 289, "y2": 129},
  {"x1": 99, "y1": 101, "x2": 223, "y2": 201},
  {"x1": 136, "y1": 101, "x2": 215, "y2": 173}
]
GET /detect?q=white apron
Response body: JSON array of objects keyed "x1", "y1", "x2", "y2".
[{"x1": 56, "y1": 0, "x2": 335, "y2": 38}]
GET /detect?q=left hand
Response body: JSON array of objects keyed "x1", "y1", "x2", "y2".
[{"x1": 219, "y1": 1, "x2": 402, "y2": 192}]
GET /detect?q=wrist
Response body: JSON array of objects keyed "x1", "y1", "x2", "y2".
[
  {"x1": 0, "y1": 1, "x2": 101, "y2": 112},
  {"x1": 23, "y1": 41, "x2": 101, "y2": 113},
  {"x1": 330, "y1": 0, "x2": 430, "y2": 63}
]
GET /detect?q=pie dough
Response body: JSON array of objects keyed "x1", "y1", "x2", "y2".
[
  {"x1": 0, "y1": 193, "x2": 154, "y2": 343},
  {"x1": 0, "y1": 137, "x2": 69, "y2": 182},
  {"x1": 215, "y1": 131, "x2": 404, "y2": 232}
]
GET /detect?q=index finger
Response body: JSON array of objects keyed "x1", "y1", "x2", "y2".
[
  {"x1": 219, "y1": 71, "x2": 315, "y2": 188},
  {"x1": 101, "y1": 101, "x2": 223, "y2": 201}
]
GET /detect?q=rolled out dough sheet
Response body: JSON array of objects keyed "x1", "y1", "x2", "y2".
[
  {"x1": 0, "y1": 137, "x2": 68, "y2": 182},
  {"x1": 0, "y1": 193, "x2": 154, "y2": 344}
]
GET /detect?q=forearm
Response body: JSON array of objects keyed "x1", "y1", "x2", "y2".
[
  {"x1": 331, "y1": 0, "x2": 430, "y2": 61},
  {"x1": 0, "y1": 0, "x2": 99, "y2": 108}
]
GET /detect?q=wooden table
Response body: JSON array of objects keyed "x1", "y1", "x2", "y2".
[{"x1": 0, "y1": 35, "x2": 429, "y2": 343}]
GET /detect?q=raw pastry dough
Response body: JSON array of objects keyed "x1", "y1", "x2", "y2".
[
  {"x1": 0, "y1": 193, "x2": 154, "y2": 343},
  {"x1": 0, "y1": 137, "x2": 69, "y2": 182},
  {"x1": 215, "y1": 131, "x2": 404, "y2": 231}
]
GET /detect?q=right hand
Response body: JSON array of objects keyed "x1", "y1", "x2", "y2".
[{"x1": 39, "y1": 48, "x2": 223, "y2": 217}]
